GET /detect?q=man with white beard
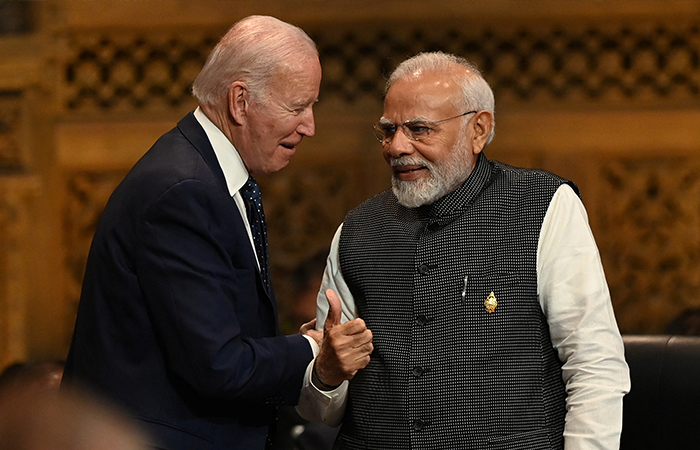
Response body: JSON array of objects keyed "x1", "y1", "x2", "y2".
[{"x1": 298, "y1": 52, "x2": 630, "y2": 450}]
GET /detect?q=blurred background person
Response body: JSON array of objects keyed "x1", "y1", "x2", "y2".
[
  {"x1": 0, "y1": 383, "x2": 152, "y2": 450},
  {"x1": 0, "y1": 360, "x2": 65, "y2": 393}
]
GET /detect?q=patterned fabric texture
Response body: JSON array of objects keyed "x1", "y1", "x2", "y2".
[
  {"x1": 241, "y1": 175, "x2": 271, "y2": 292},
  {"x1": 336, "y1": 154, "x2": 576, "y2": 450}
]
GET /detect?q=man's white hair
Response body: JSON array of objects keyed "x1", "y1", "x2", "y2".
[
  {"x1": 192, "y1": 15, "x2": 318, "y2": 107},
  {"x1": 386, "y1": 51, "x2": 496, "y2": 144}
]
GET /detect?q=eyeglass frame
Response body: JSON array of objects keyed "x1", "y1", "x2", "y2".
[{"x1": 372, "y1": 110, "x2": 478, "y2": 144}]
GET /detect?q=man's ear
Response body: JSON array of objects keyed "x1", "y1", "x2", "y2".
[
  {"x1": 228, "y1": 81, "x2": 248, "y2": 125},
  {"x1": 470, "y1": 110, "x2": 494, "y2": 155}
]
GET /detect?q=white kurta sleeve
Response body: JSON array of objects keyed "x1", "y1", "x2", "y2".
[
  {"x1": 537, "y1": 184, "x2": 631, "y2": 450},
  {"x1": 296, "y1": 224, "x2": 357, "y2": 426}
]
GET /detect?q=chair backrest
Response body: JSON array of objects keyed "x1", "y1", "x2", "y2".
[{"x1": 621, "y1": 335, "x2": 700, "y2": 450}]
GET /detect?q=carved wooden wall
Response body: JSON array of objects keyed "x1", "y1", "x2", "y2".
[{"x1": 1, "y1": 0, "x2": 700, "y2": 366}]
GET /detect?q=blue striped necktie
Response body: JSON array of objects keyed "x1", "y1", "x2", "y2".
[{"x1": 240, "y1": 176, "x2": 270, "y2": 290}]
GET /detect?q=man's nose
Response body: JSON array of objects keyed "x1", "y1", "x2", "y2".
[
  {"x1": 297, "y1": 110, "x2": 315, "y2": 137},
  {"x1": 383, "y1": 127, "x2": 415, "y2": 158}
]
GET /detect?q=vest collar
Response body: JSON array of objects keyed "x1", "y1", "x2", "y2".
[{"x1": 421, "y1": 152, "x2": 492, "y2": 225}]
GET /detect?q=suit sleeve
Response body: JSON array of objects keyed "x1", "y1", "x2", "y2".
[{"x1": 134, "y1": 178, "x2": 312, "y2": 404}]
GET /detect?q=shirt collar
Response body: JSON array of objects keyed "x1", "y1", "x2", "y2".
[{"x1": 193, "y1": 107, "x2": 249, "y2": 197}]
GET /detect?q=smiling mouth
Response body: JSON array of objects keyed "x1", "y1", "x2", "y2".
[
  {"x1": 395, "y1": 165, "x2": 426, "y2": 174},
  {"x1": 392, "y1": 165, "x2": 428, "y2": 182},
  {"x1": 281, "y1": 142, "x2": 298, "y2": 150}
]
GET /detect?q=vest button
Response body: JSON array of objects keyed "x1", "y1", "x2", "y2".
[
  {"x1": 412, "y1": 366, "x2": 424, "y2": 377},
  {"x1": 416, "y1": 315, "x2": 428, "y2": 326},
  {"x1": 412, "y1": 419, "x2": 426, "y2": 431},
  {"x1": 417, "y1": 263, "x2": 430, "y2": 274},
  {"x1": 426, "y1": 221, "x2": 439, "y2": 231}
]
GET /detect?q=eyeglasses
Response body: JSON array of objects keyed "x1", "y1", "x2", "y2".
[{"x1": 373, "y1": 110, "x2": 478, "y2": 144}]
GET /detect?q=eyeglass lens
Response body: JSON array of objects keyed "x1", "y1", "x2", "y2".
[{"x1": 374, "y1": 111, "x2": 477, "y2": 143}]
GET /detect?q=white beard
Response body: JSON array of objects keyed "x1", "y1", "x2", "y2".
[{"x1": 391, "y1": 132, "x2": 472, "y2": 208}]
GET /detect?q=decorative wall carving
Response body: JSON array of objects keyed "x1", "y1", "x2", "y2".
[
  {"x1": 0, "y1": 91, "x2": 24, "y2": 170},
  {"x1": 596, "y1": 157, "x2": 700, "y2": 333},
  {"x1": 3, "y1": 1, "x2": 700, "y2": 361},
  {"x1": 259, "y1": 159, "x2": 376, "y2": 306},
  {"x1": 312, "y1": 22, "x2": 700, "y2": 106},
  {"x1": 62, "y1": 21, "x2": 700, "y2": 113},
  {"x1": 0, "y1": 177, "x2": 39, "y2": 368},
  {"x1": 62, "y1": 170, "x2": 127, "y2": 333},
  {"x1": 0, "y1": 1, "x2": 33, "y2": 35},
  {"x1": 56, "y1": 15, "x2": 700, "y2": 335},
  {"x1": 64, "y1": 33, "x2": 211, "y2": 112}
]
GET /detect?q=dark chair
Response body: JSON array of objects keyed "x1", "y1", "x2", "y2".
[{"x1": 620, "y1": 335, "x2": 700, "y2": 450}]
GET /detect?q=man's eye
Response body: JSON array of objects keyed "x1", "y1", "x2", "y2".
[
  {"x1": 292, "y1": 105, "x2": 310, "y2": 115},
  {"x1": 408, "y1": 125, "x2": 431, "y2": 135},
  {"x1": 381, "y1": 124, "x2": 397, "y2": 135}
]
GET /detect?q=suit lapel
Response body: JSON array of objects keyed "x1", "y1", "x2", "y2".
[{"x1": 176, "y1": 112, "x2": 279, "y2": 326}]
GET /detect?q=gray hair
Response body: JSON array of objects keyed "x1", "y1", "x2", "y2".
[
  {"x1": 192, "y1": 15, "x2": 318, "y2": 107},
  {"x1": 386, "y1": 52, "x2": 496, "y2": 144}
]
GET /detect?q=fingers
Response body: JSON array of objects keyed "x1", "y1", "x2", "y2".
[
  {"x1": 299, "y1": 318, "x2": 317, "y2": 334},
  {"x1": 312, "y1": 289, "x2": 374, "y2": 388},
  {"x1": 299, "y1": 318, "x2": 322, "y2": 346},
  {"x1": 315, "y1": 337, "x2": 373, "y2": 388},
  {"x1": 314, "y1": 321, "x2": 373, "y2": 387},
  {"x1": 321, "y1": 289, "x2": 369, "y2": 336},
  {"x1": 323, "y1": 289, "x2": 342, "y2": 332},
  {"x1": 337, "y1": 318, "x2": 369, "y2": 336}
]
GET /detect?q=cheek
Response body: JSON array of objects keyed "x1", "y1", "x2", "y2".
[
  {"x1": 382, "y1": 146, "x2": 392, "y2": 163},
  {"x1": 415, "y1": 145, "x2": 445, "y2": 165}
]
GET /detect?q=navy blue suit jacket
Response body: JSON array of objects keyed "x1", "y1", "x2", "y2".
[{"x1": 63, "y1": 112, "x2": 314, "y2": 450}]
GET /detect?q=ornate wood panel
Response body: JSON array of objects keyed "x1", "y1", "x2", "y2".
[
  {"x1": 0, "y1": 177, "x2": 39, "y2": 368},
  {"x1": 596, "y1": 156, "x2": 700, "y2": 333},
  {"x1": 48, "y1": 3, "x2": 700, "y2": 340},
  {"x1": 2, "y1": 0, "x2": 700, "y2": 363}
]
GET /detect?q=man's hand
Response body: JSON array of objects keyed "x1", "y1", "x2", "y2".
[
  {"x1": 300, "y1": 318, "x2": 322, "y2": 346},
  {"x1": 313, "y1": 289, "x2": 373, "y2": 390}
]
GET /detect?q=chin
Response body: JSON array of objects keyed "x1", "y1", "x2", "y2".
[
  {"x1": 392, "y1": 174, "x2": 453, "y2": 208},
  {"x1": 270, "y1": 159, "x2": 292, "y2": 174},
  {"x1": 392, "y1": 181, "x2": 431, "y2": 208}
]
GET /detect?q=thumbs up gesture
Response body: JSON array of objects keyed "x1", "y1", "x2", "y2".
[{"x1": 312, "y1": 289, "x2": 373, "y2": 390}]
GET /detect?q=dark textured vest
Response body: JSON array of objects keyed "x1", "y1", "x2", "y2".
[{"x1": 336, "y1": 155, "x2": 577, "y2": 450}]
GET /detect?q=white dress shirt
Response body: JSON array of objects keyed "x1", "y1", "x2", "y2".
[
  {"x1": 194, "y1": 107, "x2": 319, "y2": 356},
  {"x1": 193, "y1": 107, "x2": 258, "y2": 267},
  {"x1": 297, "y1": 184, "x2": 631, "y2": 450}
]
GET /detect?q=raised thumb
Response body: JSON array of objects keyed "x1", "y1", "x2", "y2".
[{"x1": 323, "y1": 288, "x2": 342, "y2": 331}]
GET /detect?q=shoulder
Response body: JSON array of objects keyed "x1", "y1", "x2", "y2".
[
  {"x1": 490, "y1": 160, "x2": 580, "y2": 198},
  {"x1": 108, "y1": 124, "x2": 227, "y2": 218},
  {"x1": 346, "y1": 189, "x2": 398, "y2": 219}
]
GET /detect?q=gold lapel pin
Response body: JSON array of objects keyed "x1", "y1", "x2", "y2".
[{"x1": 484, "y1": 291, "x2": 497, "y2": 313}]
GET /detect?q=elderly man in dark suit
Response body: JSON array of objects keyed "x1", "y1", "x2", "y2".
[{"x1": 62, "y1": 15, "x2": 373, "y2": 450}]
